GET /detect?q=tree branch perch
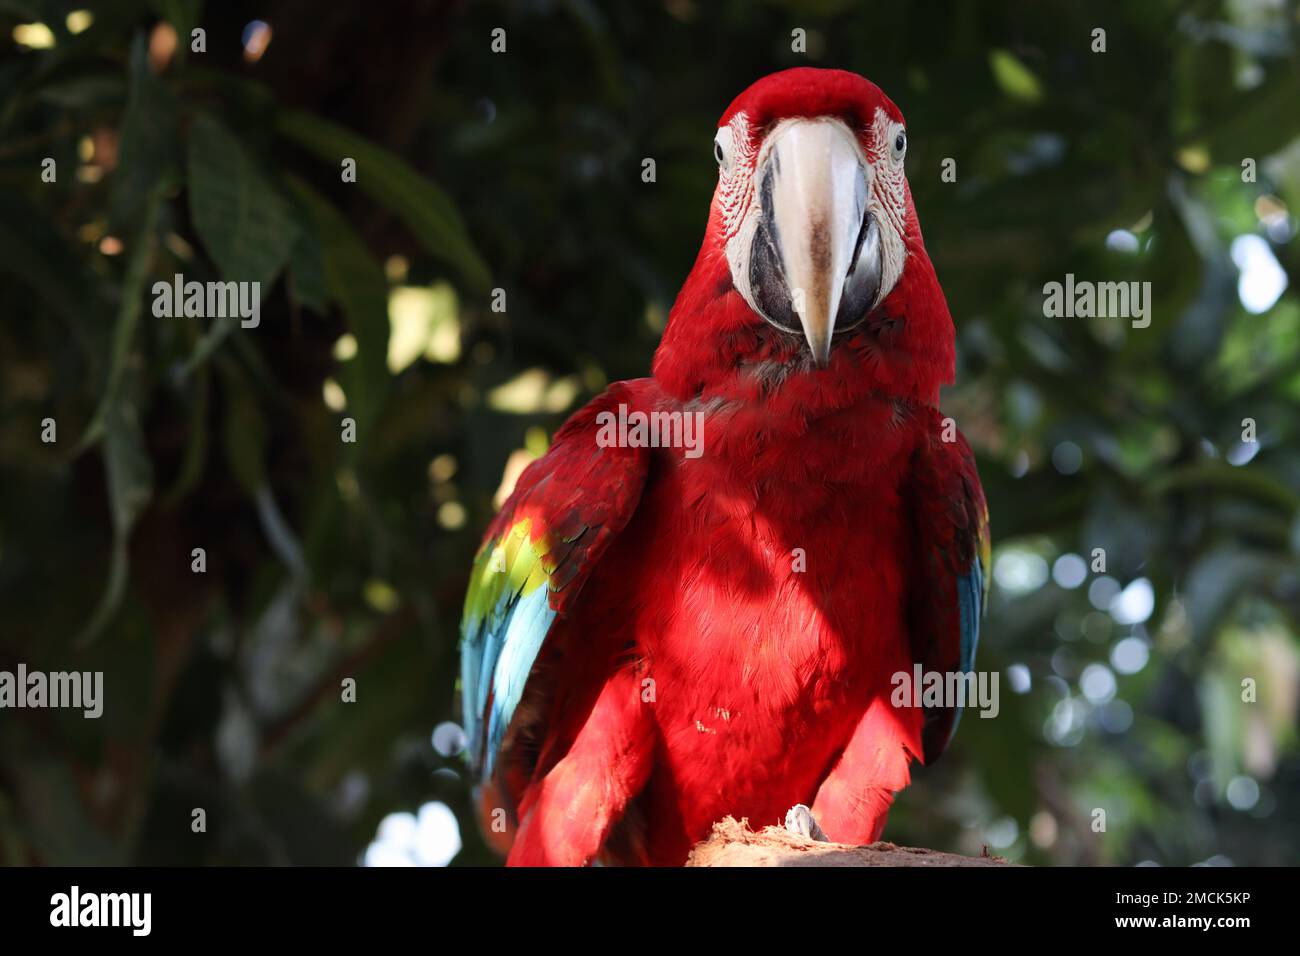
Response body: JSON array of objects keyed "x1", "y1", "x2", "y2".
[{"x1": 686, "y1": 817, "x2": 1018, "y2": 867}]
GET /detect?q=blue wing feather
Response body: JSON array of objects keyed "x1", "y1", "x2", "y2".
[{"x1": 482, "y1": 587, "x2": 555, "y2": 777}]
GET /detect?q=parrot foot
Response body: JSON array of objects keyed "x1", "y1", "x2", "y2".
[{"x1": 784, "y1": 804, "x2": 830, "y2": 842}]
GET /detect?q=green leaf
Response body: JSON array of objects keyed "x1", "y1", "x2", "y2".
[
  {"x1": 80, "y1": 189, "x2": 163, "y2": 450},
  {"x1": 277, "y1": 109, "x2": 491, "y2": 292},
  {"x1": 287, "y1": 177, "x2": 390, "y2": 431},
  {"x1": 75, "y1": 397, "x2": 154, "y2": 648},
  {"x1": 74, "y1": 189, "x2": 162, "y2": 646},
  {"x1": 111, "y1": 34, "x2": 180, "y2": 230},
  {"x1": 188, "y1": 113, "x2": 300, "y2": 288},
  {"x1": 103, "y1": 402, "x2": 155, "y2": 535},
  {"x1": 988, "y1": 49, "x2": 1043, "y2": 104},
  {"x1": 287, "y1": 210, "x2": 329, "y2": 313}
]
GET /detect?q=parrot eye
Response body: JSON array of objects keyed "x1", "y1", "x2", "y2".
[
  {"x1": 713, "y1": 126, "x2": 737, "y2": 171},
  {"x1": 892, "y1": 130, "x2": 906, "y2": 160}
]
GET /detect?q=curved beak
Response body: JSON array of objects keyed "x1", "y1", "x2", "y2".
[{"x1": 749, "y1": 119, "x2": 875, "y2": 366}]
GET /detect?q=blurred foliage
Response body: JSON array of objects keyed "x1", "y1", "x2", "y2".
[{"x1": 1, "y1": 0, "x2": 1298, "y2": 866}]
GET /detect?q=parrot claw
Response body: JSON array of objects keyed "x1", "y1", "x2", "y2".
[{"x1": 784, "y1": 804, "x2": 830, "y2": 842}]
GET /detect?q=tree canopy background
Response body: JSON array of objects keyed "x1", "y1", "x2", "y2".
[{"x1": 1, "y1": 0, "x2": 1297, "y2": 866}]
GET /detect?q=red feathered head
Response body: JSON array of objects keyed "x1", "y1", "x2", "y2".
[{"x1": 654, "y1": 68, "x2": 954, "y2": 409}]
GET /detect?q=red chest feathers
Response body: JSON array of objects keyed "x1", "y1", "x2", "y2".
[{"x1": 577, "y1": 403, "x2": 918, "y2": 839}]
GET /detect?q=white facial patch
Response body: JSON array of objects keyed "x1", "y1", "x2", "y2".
[
  {"x1": 715, "y1": 112, "x2": 761, "y2": 310},
  {"x1": 865, "y1": 108, "x2": 909, "y2": 303},
  {"x1": 715, "y1": 114, "x2": 756, "y2": 240}
]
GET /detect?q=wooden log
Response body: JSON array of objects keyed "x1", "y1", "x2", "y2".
[{"x1": 686, "y1": 817, "x2": 1018, "y2": 867}]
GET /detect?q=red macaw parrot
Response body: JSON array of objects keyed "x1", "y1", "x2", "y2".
[{"x1": 459, "y1": 67, "x2": 989, "y2": 866}]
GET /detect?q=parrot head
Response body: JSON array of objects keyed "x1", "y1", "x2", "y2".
[{"x1": 655, "y1": 68, "x2": 954, "y2": 409}]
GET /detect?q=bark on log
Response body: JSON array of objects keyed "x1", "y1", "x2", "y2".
[{"x1": 686, "y1": 817, "x2": 1018, "y2": 867}]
